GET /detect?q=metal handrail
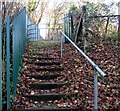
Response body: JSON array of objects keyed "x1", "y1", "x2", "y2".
[
  {"x1": 60, "y1": 30, "x2": 106, "y2": 110},
  {"x1": 60, "y1": 31, "x2": 106, "y2": 77}
]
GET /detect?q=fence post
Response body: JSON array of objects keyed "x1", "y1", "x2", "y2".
[
  {"x1": 35, "y1": 26, "x2": 37, "y2": 41},
  {"x1": 60, "y1": 32, "x2": 63, "y2": 58},
  {"x1": 63, "y1": 15, "x2": 66, "y2": 42},
  {"x1": 71, "y1": 14, "x2": 74, "y2": 38},
  {"x1": 94, "y1": 69, "x2": 98, "y2": 110},
  {"x1": 6, "y1": 15, "x2": 11, "y2": 110},
  {"x1": 118, "y1": 2, "x2": 120, "y2": 47},
  {"x1": 34, "y1": 26, "x2": 36, "y2": 42},
  {"x1": 69, "y1": 13, "x2": 71, "y2": 38},
  {"x1": 63, "y1": 15, "x2": 66, "y2": 34},
  {"x1": 0, "y1": 17, "x2": 2, "y2": 111},
  {"x1": 67, "y1": 14, "x2": 69, "y2": 37},
  {"x1": 37, "y1": 27, "x2": 38, "y2": 41}
]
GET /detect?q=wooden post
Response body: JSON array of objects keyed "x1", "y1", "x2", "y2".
[
  {"x1": 71, "y1": 14, "x2": 74, "y2": 35},
  {"x1": 118, "y1": 2, "x2": 120, "y2": 48},
  {"x1": 0, "y1": 1, "x2": 2, "y2": 110}
]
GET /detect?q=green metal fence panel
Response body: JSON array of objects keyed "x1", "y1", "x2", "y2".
[
  {"x1": 12, "y1": 8, "x2": 26, "y2": 97},
  {"x1": 6, "y1": 15, "x2": 11, "y2": 110},
  {"x1": 0, "y1": 7, "x2": 39, "y2": 110},
  {"x1": 64, "y1": 14, "x2": 70, "y2": 43},
  {"x1": 63, "y1": 13, "x2": 74, "y2": 43},
  {"x1": 0, "y1": 17, "x2": 2, "y2": 111},
  {"x1": 64, "y1": 14, "x2": 67, "y2": 43}
]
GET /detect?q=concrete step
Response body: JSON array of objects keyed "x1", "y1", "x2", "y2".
[
  {"x1": 28, "y1": 67, "x2": 64, "y2": 72},
  {"x1": 26, "y1": 74, "x2": 63, "y2": 80},
  {"x1": 26, "y1": 61, "x2": 61, "y2": 65},
  {"x1": 24, "y1": 56, "x2": 56, "y2": 60},
  {"x1": 26, "y1": 52, "x2": 47, "y2": 55},
  {"x1": 23, "y1": 93, "x2": 73, "y2": 101},
  {"x1": 34, "y1": 62, "x2": 61, "y2": 66},
  {"x1": 28, "y1": 83, "x2": 67, "y2": 90}
]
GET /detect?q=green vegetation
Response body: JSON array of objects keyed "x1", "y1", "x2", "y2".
[{"x1": 29, "y1": 41, "x2": 60, "y2": 48}]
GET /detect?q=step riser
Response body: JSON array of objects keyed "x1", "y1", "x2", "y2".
[
  {"x1": 23, "y1": 95, "x2": 66, "y2": 101},
  {"x1": 26, "y1": 62, "x2": 60, "y2": 65},
  {"x1": 37, "y1": 58, "x2": 56, "y2": 60},
  {"x1": 29, "y1": 68, "x2": 64, "y2": 72},
  {"x1": 34, "y1": 62, "x2": 60, "y2": 66},
  {"x1": 24, "y1": 57, "x2": 56, "y2": 60},
  {"x1": 29, "y1": 84, "x2": 65, "y2": 90},
  {"x1": 26, "y1": 75, "x2": 63, "y2": 80}
]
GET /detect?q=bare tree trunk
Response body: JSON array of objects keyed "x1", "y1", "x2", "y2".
[
  {"x1": 83, "y1": 5, "x2": 88, "y2": 53},
  {"x1": 36, "y1": 1, "x2": 48, "y2": 25},
  {"x1": 104, "y1": 17, "x2": 110, "y2": 45},
  {"x1": 118, "y1": 16, "x2": 120, "y2": 48},
  {"x1": 75, "y1": 14, "x2": 83, "y2": 43},
  {"x1": 105, "y1": 17, "x2": 110, "y2": 37}
]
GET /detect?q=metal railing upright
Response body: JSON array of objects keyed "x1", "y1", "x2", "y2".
[
  {"x1": 60, "y1": 30, "x2": 106, "y2": 110},
  {"x1": 27, "y1": 25, "x2": 40, "y2": 42},
  {"x1": 26, "y1": 15, "x2": 40, "y2": 42}
]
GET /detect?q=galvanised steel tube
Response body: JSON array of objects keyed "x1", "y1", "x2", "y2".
[
  {"x1": 60, "y1": 31, "x2": 106, "y2": 77},
  {"x1": 94, "y1": 70, "x2": 98, "y2": 110}
]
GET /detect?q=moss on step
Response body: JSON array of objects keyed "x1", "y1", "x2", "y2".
[{"x1": 29, "y1": 41, "x2": 60, "y2": 48}]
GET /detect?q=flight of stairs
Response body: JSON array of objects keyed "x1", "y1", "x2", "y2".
[{"x1": 14, "y1": 44, "x2": 80, "y2": 111}]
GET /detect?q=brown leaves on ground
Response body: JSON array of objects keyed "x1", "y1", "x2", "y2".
[{"x1": 11, "y1": 42, "x2": 120, "y2": 110}]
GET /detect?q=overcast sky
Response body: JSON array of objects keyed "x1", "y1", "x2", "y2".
[
  {"x1": 48, "y1": 0, "x2": 119, "y2": 12},
  {"x1": 48, "y1": 0, "x2": 120, "y2": 8}
]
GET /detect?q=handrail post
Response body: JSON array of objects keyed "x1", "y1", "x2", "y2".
[
  {"x1": 60, "y1": 32, "x2": 63, "y2": 58},
  {"x1": 94, "y1": 69, "x2": 98, "y2": 111}
]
